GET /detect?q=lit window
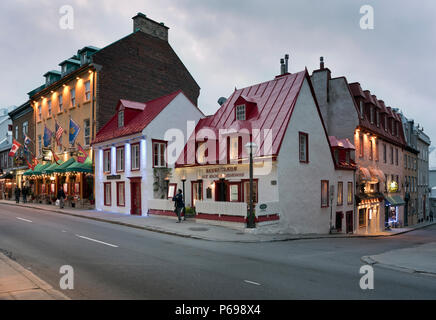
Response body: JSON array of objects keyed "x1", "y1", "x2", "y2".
[
  {"x1": 299, "y1": 132, "x2": 308, "y2": 163},
  {"x1": 131, "y1": 144, "x2": 140, "y2": 170},
  {"x1": 359, "y1": 135, "x2": 364, "y2": 158},
  {"x1": 104, "y1": 183, "x2": 111, "y2": 206},
  {"x1": 229, "y1": 184, "x2": 240, "y2": 202},
  {"x1": 117, "y1": 182, "x2": 125, "y2": 206},
  {"x1": 347, "y1": 182, "x2": 353, "y2": 204},
  {"x1": 85, "y1": 81, "x2": 91, "y2": 101},
  {"x1": 369, "y1": 139, "x2": 373, "y2": 160},
  {"x1": 230, "y1": 136, "x2": 239, "y2": 161},
  {"x1": 84, "y1": 119, "x2": 90, "y2": 146},
  {"x1": 337, "y1": 182, "x2": 343, "y2": 206},
  {"x1": 236, "y1": 105, "x2": 246, "y2": 120},
  {"x1": 196, "y1": 141, "x2": 207, "y2": 164},
  {"x1": 321, "y1": 180, "x2": 329, "y2": 208},
  {"x1": 118, "y1": 110, "x2": 124, "y2": 128},
  {"x1": 153, "y1": 141, "x2": 167, "y2": 167},
  {"x1": 116, "y1": 147, "x2": 124, "y2": 172},
  {"x1": 359, "y1": 208, "x2": 366, "y2": 227},
  {"x1": 103, "y1": 149, "x2": 111, "y2": 173}
]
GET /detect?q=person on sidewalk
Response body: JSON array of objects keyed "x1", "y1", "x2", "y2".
[
  {"x1": 430, "y1": 210, "x2": 434, "y2": 222},
  {"x1": 57, "y1": 186, "x2": 66, "y2": 209},
  {"x1": 173, "y1": 189, "x2": 185, "y2": 223},
  {"x1": 22, "y1": 186, "x2": 28, "y2": 204},
  {"x1": 14, "y1": 187, "x2": 21, "y2": 204}
]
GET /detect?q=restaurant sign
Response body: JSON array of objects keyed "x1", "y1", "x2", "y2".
[
  {"x1": 107, "y1": 175, "x2": 121, "y2": 180},
  {"x1": 201, "y1": 166, "x2": 245, "y2": 179}
]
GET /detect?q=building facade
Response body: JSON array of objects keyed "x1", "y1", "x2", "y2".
[
  {"x1": 0, "y1": 107, "x2": 14, "y2": 199},
  {"x1": 417, "y1": 128, "x2": 431, "y2": 221}
]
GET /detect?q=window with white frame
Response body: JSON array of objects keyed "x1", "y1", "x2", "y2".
[
  {"x1": 38, "y1": 105, "x2": 42, "y2": 121},
  {"x1": 117, "y1": 182, "x2": 125, "y2": 206},
  {"x1": 84, "y1": 119, "x2": 90, "y2": 146},
  {"x1": 230, "y1": 136, "x2": 239, "y2": 161},
  {"x1": 70, "y1": 88, "x2": 76, "y2": 107},
  {"x1": 104, "y1": 183, "x2": 111, "y2": 206},
  {"x1": 103, "y1": 149, "x2": 111, "y2": 173},
  {"x1": 118, "y1": 110, "x2": 124, "y2": 128},
  {"x1": 299, "y1": 132, "x2": 308, "y2": 163},
  {"x1": 47, "y1": 100, "x2": 52, "y2": 117},
  {"x1": 229, "y1": 184, "x2": 239, "y2": 202},
  {"x1": 116, "y1": 147, "x2": 124, "y2": 172},
  {"x1": 131, "y1": 143, "x2": 140, "y2": 170},
  {"x1": 153, "y1": 141, "x2": 167, "y2": 167},
  {"x1": 15, "y1": 126, "x2": 18, "y2": 140},
  {"x1": 85, "y1": 80, "x2": 91, "y2": 101},
  {"x1": 58, "y1": 95, "x2": 63, "y2": 112},
  {"x1": 235, "y1": 105, "x2": 246, "y2": 120},
  {"x1": 22, "y1": 121, "x2": 28, "y2": 136}
]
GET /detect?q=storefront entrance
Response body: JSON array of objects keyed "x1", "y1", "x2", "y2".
[
  {"x1": 130, "y1": 178, "x2": 141, "y2": 215},
  {"x1": 346, "y1": 211, "x2": 353, "y2": 234}
]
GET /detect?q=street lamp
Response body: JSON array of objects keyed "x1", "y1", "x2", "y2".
[
  {"x1": 244, "y1": 142, "x2": 258, "y2": 228},
  {"x1": 181, "y1": 176, "x2": 186, "y2": 204}
]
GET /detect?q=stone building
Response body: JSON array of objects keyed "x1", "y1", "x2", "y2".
[{"x1": 417, "y1": 128, "x2": 431, "y2": 221}]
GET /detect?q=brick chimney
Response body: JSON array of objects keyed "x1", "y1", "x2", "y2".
[{"x1": 132, "y1": 12, "x2": 169, "y2": 41}]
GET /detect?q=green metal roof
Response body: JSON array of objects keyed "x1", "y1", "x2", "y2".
[
  {"x1": 42, "y1": 160, "x2": 64, "y2": 174},
  {"x1": 385, "y1": 195, "x2": 405, "y2": 206},
  {"x1": 65, "y1": 157, "x2": 92, "y2": 173},
  {"x1": 25, "y1": 163, "x2": 51, "y2": 176},
  {"x1": 53, "y1": 158, "x2": 76, "y2": 173}
]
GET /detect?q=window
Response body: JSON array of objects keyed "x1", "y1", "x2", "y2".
[
  {"x1": 168, "y1": 183, "x2": 177, "y2": 199},
  {"x1": 104, "y1": 183, "x2": 111, "y2": 206},
  {"x1": 375, "y1": 140, "x2": 379, "y2": 161},
  {"x1": 390, "y1": 146, "x2": 394, "y2": 164},
  {"x1": 103, "y1": 149, "x2": 111, "y2": 173},
  {"x1": 369, "y1": 139, "x2": 373, "y2": 160},
  {"x1": 299, "y1": 132, "x2": 309, "y2": 163},
  {"x1": 384, "y1": 116, "x2": 388, "y2": 131},
  {"x1": 59, "y1": 95, "x2": 63, "y2": 112},
  {"x1": 334, "y1": 150, "x2": 339, "y2": 164},
  {"x1": 236, "y1": 105, "x2": 246, "y2": 120},
  {"x1": 84, "y1": 119, "x2": 90, "y2": 146},
  {"x1": 359, "y1": 208, "x2": 366, "y2": 227},
  {"x1": 47, "y1": 100, "x2": 52, "y2": 117},
  {"x1": 153, "y1": 140, "x2": 167, "y2": 168},
  {"x1": 337, "y1": 182, "x2": 343, "y2": 206},
  {"x1": 321, "y1": 180, "x2": 329, "y2": 208},
  {"x1": 118, "y1": 110, "x2": 124, "y2": 128},
  {"x1": 243, "y1": 180, "x2": 258, "y2": 203},
  {"x1": 376, "y1": 110, "x2": 380, "y2": 127},
  {"x1": 345, "y1": 151, "x2": 350, "y2": 163},
  {"x1": 131, "y1": 143, "x2": 140, "y2": 170},
  {"x1": 359, "y1": 101, "x2": 364, "y2": 119},
  {"x1": 370, "y1": 107, "x2": 374, "y2": 124},
  {"x1": 196, "y1": 141, "x2": 207, "y2": 164},
  {"x1": 117, "y1": 182, "x2": 125, "y2": 207},
  {"x1": 22, "y1": 121, "x2": 28, "y2": 136},
  {"x1": 396, "y1": 122, "x2": 399, "y2": 137},
  {"x1": 38, "y1": 135, "x2": 42, "y2": 156},
  {"x1": 15, "y1": 126, "x2": 18, "y2": 140},
  {"x1": 347, "y1": 182, "x2": 353, "y2": 204},
  {"x1": 85, "y1": 80, "x2": 91, "y2": 101},
  {"x1": 70, "y1": 88, "x2": 76, "y2": 107},
  {"x1": 229, "y1": 183, "x2": 240, "y2": 202},
  {"x1": 38, "y1": 105, "x2": 42, "y2": 121},
  {"x1": 359, "y1": 135, "x2": 364, "y2": 158},
  {"x1": 395, "y1": 148, "x2": 398, "y2": 166},
  {"x1": 229, "y1": 136, "x2": 239, "y2": 161},
  {"x1": 116, "y1": 147, "x2": 124, "y2": 172},
  {"x1": 404, "y1": 154, "x2": 407, "y2": 169}
]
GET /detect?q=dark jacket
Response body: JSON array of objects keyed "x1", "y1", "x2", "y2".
[
  {"x1": 173, "y1": 193, "x2": 185, "y2": 208},
  {"x1": 14, "y1": 188, "x2": 21, "y2": 197},
  {"x1": 57, "y1": 189, "x2": 66, "y2": 200}
]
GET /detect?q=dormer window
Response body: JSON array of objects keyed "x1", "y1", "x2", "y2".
[
  {"x1": 62, "y1": 65, "x2": 67, "y2": 75},
  {"x1": 376, "y1": 110, "x2": 380, "y2": 127},
  {"x1": 370, "y1": 106, "x2": 374, "y2": 124},
  {"x1": 118, "y1": 110, "x2": 124, "y2": 128},
  {"x1": 236, "y1": 105, "x2": 246, "y2": 120},
  {"x1": 359, "y1": 101, "x2": 364, "y2": 119}
]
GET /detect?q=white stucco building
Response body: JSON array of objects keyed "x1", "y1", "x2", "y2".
[{"x1": 92, "y1": 91, "x2": 203, "y2": 215}]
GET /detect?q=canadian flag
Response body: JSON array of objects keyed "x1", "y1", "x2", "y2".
[{"x1": 8, "y1": 139, "x2": 22, "y2": 157}]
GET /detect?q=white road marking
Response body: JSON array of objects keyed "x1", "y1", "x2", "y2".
[
  {"x1": 75, "y1": 234, "x2": 119, "y2": 248},
  {"x1": 16, "y1": 217, "x2": 32, "y2": 223},
  {"x1": 244, "y1": 280, "x2": 261, "y2": 286}
]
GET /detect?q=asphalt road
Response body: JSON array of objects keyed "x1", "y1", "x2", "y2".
[{"x1": 1, "y1": 204, "x2": 436, "y2": 300}]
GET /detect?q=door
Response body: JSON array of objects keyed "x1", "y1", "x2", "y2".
[
  {"x1": 335, "y1": 212, "x2": 343, "y2": 232},
  {"x1": 130, "y1": 181, "x2": 142, "y2": 215},
  {"x1": 346, "y1": 211, "x2": 353, "y2": 234}
]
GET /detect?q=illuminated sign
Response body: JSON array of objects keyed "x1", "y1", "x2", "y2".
[{"x1": 389, "y1": 181, "x2": 399, "y2": 193}]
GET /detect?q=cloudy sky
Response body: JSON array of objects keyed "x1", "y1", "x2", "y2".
[{"x1": 0, "y1": 0, "x2": 435, "y2": 148}]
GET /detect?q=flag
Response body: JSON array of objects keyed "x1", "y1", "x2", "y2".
[
  {"x1": 55, "y1": 121, "x2": 64, "y2": 146},
  {"x1": 43, "y1": 126, "x2": 53, "y2": 147},
  {"x1": 8, "y1": 139, "x2": 22, "y2": 157},
  {"x1": 69, "y1": 118, "x2": 80, "y2": 145},
  {"x1": 24, "y1": 134, "x2": 32, "y2": 146},
  {"x1": 50, "y1": 148, "x2": 61, "y2": 164},
  {"x1": 26, "y1": 156, "x2": 38, "y2": 170},
  {"x1": 77, "y1": 143, "x2": 88, "y2": 163}
]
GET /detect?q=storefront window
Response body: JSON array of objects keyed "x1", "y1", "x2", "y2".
[
  {"x1": 359, "y1": 208, "x2": 366, "y2": 227},
  {"x1": 229, "y1": 184, "x2": 240, "y2": 202},
  {"x1": 117, "y1": 182, "x2": 125, "y2": 206}
]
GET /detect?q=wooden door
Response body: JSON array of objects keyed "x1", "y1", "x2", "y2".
[{"x1": 130, "y1": 181, "x2": 142, "y2": 215}]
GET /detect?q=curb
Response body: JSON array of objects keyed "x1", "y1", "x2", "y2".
[
  {"x1": 0, "y1": 252, "x2": 70, "y2": 300},
  {"x1": 1, "y1": 201, "x2": 435, "y2": 243},
  {"x1": 360, "y1": 255, "x2": 436, "y2": 278}
]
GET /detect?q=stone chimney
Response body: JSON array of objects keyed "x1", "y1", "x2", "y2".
[{"x1": 132, "y1": 12, "x2": 169, "y2": 41}]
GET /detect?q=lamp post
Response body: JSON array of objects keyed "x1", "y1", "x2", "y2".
[
  {"x1": 181, "y1": 176, "x2": 186, "y2": 204},
  {"x1": 244, "y1": 142, "x2": 258, "y2": 229}
]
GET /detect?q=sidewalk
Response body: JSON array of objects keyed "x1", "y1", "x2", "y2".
[
  {"x1": 362, "y1": 242, "x2": 436, "y2": 277},
  {"x1": 1, "y1": 200, "x2": 435, "y2": 243},
  {"x1": 0, "y1": 252, "x2": 69, "y2": 300}
]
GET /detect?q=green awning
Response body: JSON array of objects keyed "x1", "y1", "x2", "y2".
[
  {"x1": 385, "y1": 195, "x2": 405, "y2": 206},
  {"x1": 23, "y1": 163, "x2": 44, "y2": 176},
  {"x1": 53, "y1": 158, "x2": 76, "y2": 173},
  {"x1": 31, "y1": 163, "x2": 51, "y2": 175},
  {"x1": 42, "y1": 160, "x2": 64, "y2": 174},
  {"x1": 65, "y1": 157, "x2": 92, "y2": 173}
]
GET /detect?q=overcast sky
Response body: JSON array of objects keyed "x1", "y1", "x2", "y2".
[{"x1": 0, "y1": 0, "x2": 435, "y2": 148}]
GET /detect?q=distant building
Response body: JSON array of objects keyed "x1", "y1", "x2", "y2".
[
  {"x1": 0, "y1": 106, "x2": 15, "y2": 199},
  {"x1": 417, "y1": 128, "x2": 431, "y2": 221}
]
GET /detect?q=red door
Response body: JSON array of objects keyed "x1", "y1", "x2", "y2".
[{"x1": 130, "y1": 181, "x2": 142, "y2": 215}]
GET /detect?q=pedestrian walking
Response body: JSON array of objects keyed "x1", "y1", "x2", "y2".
[
  {"x1": 172, "y1": 189, "x2": 185, "y2": 223},
  {"x1": 430, "y1": 210, "x2": 434, "y2": 222},
  {"x1": 57, "y1": 186, "x2": 66, "y2": 209},
  {"x1": 14, "y1": 187, "x2": 21, "y2": 204},
  {"x1": 22, "y1": 186, "x2": 28, "y2": 203}
]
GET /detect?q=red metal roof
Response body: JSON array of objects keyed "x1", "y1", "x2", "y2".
[
  {"x1": 176, "y1": 70, "x2": 329, "y2": 166},
  {"x1": 92, "y1": 90, "x2": 183, "y2": 144}
]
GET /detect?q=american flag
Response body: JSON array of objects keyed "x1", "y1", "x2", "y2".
[{"x1": 55, "y1": 121, "x2": 64, "y2": 146}]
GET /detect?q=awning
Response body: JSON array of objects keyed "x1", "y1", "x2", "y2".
[
  {"x1": 42, "y1": 160, "x2": 64, "y2": 174},
  {"x1": 384, "y1": 195, "x2": 405, "y2": 206},
  {"x1": 53, "y1": 158, "x2": 76, "y2": 173},
  {"x1": 23, "y1": 163, "x2": 51, "y2": 176},
  {"x1": 65, "y1": 157, "x2": 92, "y2": 173},
  {"x1": 358, "y1": 167, "x2": 372, "y2": 181},
  {"x1": 0, "y1": 173, "x2": 13, "y2": 179},
  {"x1": 369, "y1": 167, "x2": 385, "y2": 183}
]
